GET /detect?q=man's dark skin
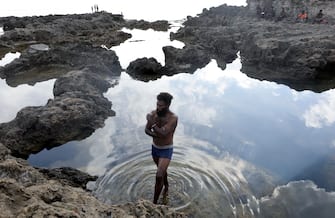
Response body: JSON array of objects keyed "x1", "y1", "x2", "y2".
[{"x1": 145, "y1": 96, "x2": 178, "y2": 204}]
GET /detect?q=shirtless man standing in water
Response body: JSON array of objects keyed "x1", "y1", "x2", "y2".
[{"x1": 145, "y1": 92, "x2": 178, "y2": 204}]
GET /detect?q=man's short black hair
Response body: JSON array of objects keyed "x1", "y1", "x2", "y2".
[{"x1": 157, "y1": 92, "x2": 173, "y2": 106}]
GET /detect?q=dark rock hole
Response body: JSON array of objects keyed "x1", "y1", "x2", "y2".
[{"x1": 315, "y1": 62, "x2": 335, "y2": 80}]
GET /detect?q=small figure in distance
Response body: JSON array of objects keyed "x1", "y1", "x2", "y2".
[
  {"x1": 314, "y1": 9, "x2": 326, "y2": 24},
  {"x1": 277, "y1": 7, "x2": 287, "y2": 21},
  {"x1": 261, "y1": 8, "x2": 266, "y2": 19},
  {"x1": 297, "y1": 10, "x2": 308, "y2": 22}
]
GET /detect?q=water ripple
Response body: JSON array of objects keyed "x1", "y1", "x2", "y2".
[{"x1": 93, "y1": 138, "x2": 263, "y2": 217}]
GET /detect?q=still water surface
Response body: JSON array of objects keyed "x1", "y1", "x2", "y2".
[
  {"x1": 0, "y1": 52, "x2": 55, "y2": 123},
  {"x1": 108, "y1": 24, "x2": 184, "y2": 68},
  {"x1": 6, "y1": 26, "x2": 332, "y2": 216}
]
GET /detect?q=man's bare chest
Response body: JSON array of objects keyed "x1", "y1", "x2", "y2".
[{"x1": 154, "y1": 116, "x2": 168, "y2": 127}]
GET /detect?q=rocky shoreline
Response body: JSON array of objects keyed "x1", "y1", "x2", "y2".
[
  {"x1": 127, "y1": 0, "x2": 335, "y2": 92},
  {"x1": 1, "y1": 0, "x2": 335, "y2": 216}
]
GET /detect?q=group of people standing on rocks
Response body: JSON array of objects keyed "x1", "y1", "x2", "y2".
[
  {"x1": 256, "y1": 5, "x2": 327, "y2": 24},
  {"x1": 91, "y1": 4, "x2": 99, "y2": 13},
  {"x1": 296, "y1": 9, "x2": 326, "y2": 23}
]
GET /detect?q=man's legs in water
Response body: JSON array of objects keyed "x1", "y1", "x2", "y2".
[{"x1": 153, "y1": 157, "x2": 170, "y2": 204}]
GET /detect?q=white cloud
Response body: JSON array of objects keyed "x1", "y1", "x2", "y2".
[
  {"x1": 303, "y1": 89, "x2": 335, "y2": 128},
  {"x1": 184, "y1": 104, "x2": 217, "y2": 127},
  {"x1": 260, "y1": 180, "x2": 335, "y2": 218},
  {"x1": 0, "y1": 79, "x2": 55, "y2": 123}
]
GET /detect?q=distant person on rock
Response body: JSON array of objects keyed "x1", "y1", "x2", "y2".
[
  {"x1": 93, "y1": 4, "x2": 99, "y2": 13},
  {"x1": 314, "y1": 9, "x2": 325, "y2": 23},
  {"x1": 145, "y1": 92, "x2": 178, "y2": 204},
  {"x1": 267, "y1": 6, "x2": 276, "y2": 19},
  {"x1": 297, "y1": 10, "x2": 308, "y2": 22},
  {"x1": 261, "y1": 8, "x2": 265, "y2": 19},
  {"x1": 277, "y1": 7, "x2": 287, "y2": 21}
]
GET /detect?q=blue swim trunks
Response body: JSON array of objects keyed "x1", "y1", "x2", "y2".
[{"x1": 152, "y1": 144, "x2": 173, "y2": 160}]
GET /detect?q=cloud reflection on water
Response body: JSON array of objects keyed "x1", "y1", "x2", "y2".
[
  {"x1": 28, "y1": 56, "x2": 335, "y2": 185},
  {"x1": 0, "y1": 79, "x2": 56, "y2": 123},
  {"x1": 0, "y1": 52, "x2": 55, "y2": 123},
  {"x1": 259, "y1": 180, "x2": 335, "y2": 218},
  {"x1": 303, "y1": 89, "x2": 335, "y2": 128},
  {"x1": 102, "y1": 58, "x2": 335, "y2": 182},
  {"x1": 112, "y1": 26, "x2": 184, "y2": 69},
  {"x1": 0, "y1": 52, "x2": 20, "y2": 66},
  {"x1": 26, "y1": 54, "x2": 335, "y2": 217}
]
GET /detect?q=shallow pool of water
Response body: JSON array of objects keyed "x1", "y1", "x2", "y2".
[
  {"x1": 28, "y1": 57, "x2": 335, "y2": 217},
  {"x1": 111, "y1": 23, "x2": 184, "y2": 68},
  {"x1": 24, "y1": 25, "x2": 335, "y2": 217},
  {"x1": 0, "y1": 52, "x2": 55, "y2": 123},
  {"x1": 0, "y1": 52, "x2": 20, "y2": 66}
]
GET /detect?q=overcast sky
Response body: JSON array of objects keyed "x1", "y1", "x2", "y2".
[{"x1": 0, "y1": 0, "x2": 246, "y2": 21}]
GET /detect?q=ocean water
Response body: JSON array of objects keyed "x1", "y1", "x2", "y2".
[{"x1": 1, "y1": 1, "x2": 335, "y2": 217}]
